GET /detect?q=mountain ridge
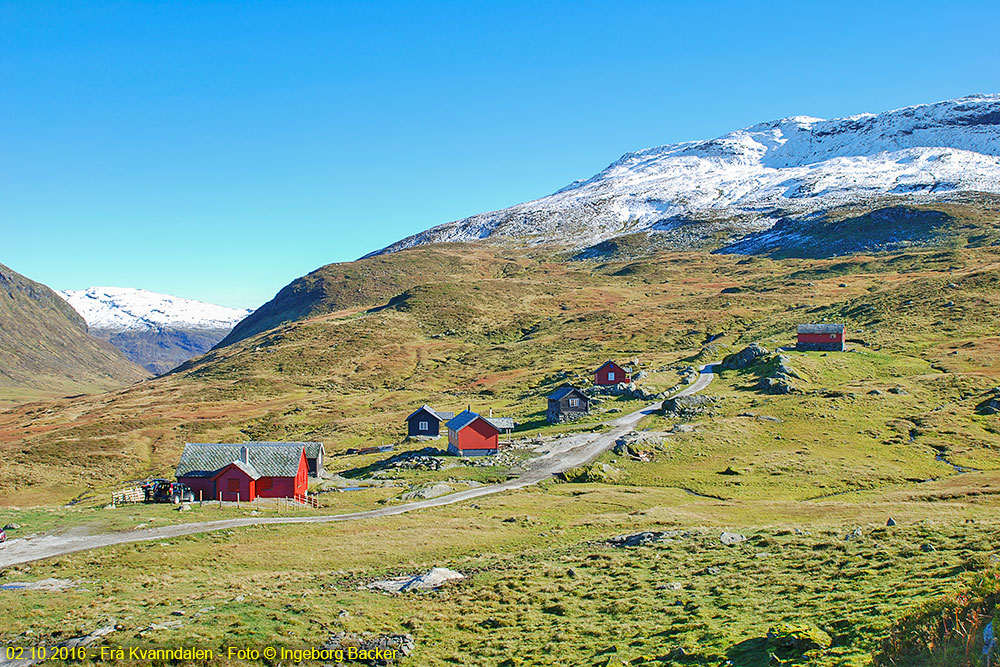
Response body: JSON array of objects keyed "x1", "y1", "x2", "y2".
[
  {"x1": 61, "y1": 287, "x2": 253, "y2": 374},
  {"x1": 369, "y1": 94, "x2": 1000, "y2": 256}
]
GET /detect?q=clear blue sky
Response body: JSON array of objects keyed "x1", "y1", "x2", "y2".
[{"x1": 3, "y1": 1, "x2": 998, "y2": 309}]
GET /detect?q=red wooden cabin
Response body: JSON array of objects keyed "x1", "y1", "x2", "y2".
[
  {"x1": 594, "y1": 360, "x2": 630, "y2": 386},
  {"x1": 445, "y1": 410, "x2": 499, "y2": 457},
  {"x1": 176, "y1": 443, "x2": 308, "y2": 502},
  {"x1": 796, "y1": 324, "x2": 846, "y2": 352}
]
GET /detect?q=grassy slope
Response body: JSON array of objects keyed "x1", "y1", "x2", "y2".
[
  {"x1": 2, "y1": 211, "x2": 1000, "y2": 664},
  {"x1": 0, "y1": 263, "x2": 150, "y2": 408}
]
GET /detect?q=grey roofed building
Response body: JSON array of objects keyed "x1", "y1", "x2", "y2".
[
  {"x1": 176, "y1": 443, "x2": 305, "y2": 479},
  {"x1": 244, "y1": 441, "x2": 325, "y2": 476},
  {"x1": 485, "y1": 417, "x2": 515, "y2": 431}
]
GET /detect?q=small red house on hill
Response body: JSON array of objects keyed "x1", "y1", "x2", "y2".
[
  {"x1": 796, "y1": 324, "x2": 846, "y2": 352},
  {"x1": 175, "y1": 443, "x2": 308, "y2": 502},
  {"x1": 445, "y1": 410, "x2": 499, "y2": 457},
  {"x1": 594, "y1": 360, "x2": 629, "y2": 386}
]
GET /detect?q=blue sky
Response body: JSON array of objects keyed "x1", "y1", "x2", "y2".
[{"x1": 3, "y1": 1, "x2": 998, "y2": 309}]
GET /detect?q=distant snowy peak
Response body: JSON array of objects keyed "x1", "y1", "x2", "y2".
[
  {"x1": 60, "y1": 287, "x2": 252, "y2": 332},
  {"x1": 372, "y1": 94, "x2": 1000, "y2": 255}
]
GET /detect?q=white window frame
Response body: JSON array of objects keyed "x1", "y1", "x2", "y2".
[
  {"x1": 418, "y1": 420, "x2": 428, "y2": 431},
  {"x1": 608, "y1": 371, "x2": 615, "y2": 381},
  {"x1": 568, "y1": 398, "x2": 580, "y2": 408}
]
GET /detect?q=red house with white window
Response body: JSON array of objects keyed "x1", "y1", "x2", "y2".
[
  {"x1": 796, "y1": 324, "x2": 846, "y2": 352},
  {"x1": 594, "y1": 360, "x2": 630, "y2": 386},
  {"x1": 175, "y1": 443, "x2": 309, "y2": 502},
  {"x1": 445, "y1": 410, "x2": 499, "y2": 457}
]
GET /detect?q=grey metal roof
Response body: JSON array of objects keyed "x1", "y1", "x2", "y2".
[
  {"x1": 797, "y1": 323, "x2": 845, "y2": 334},
  {"x1": 406, "y1": 405, "x2": 454, "y2": 422},
  {"x1": 176, "y1": 443, "x2": 304, "y2": 478},
  {"x1": 248, "y1": 441, "x2": 325, "y2": 460},
  {"x1": 548, "y1": 385, "x2": 586, "y2": 401},
  {"x1": 486, "y1": 417, "x2": 515, "y2": 431},
  {"x1": 446, "y1": 410, "x2": 489, "y2": 432}
]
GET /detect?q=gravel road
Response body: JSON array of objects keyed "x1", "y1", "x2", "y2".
[{"x1": 0, "y1": 364, "x2": 718, "y2": 567}]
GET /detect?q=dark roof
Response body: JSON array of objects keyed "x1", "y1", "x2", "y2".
[
  {"x1": 406, "y1": 405, "x2": 455, "y2": 422},
  {"x1": 445, "y1": 409, "x2": 499, "y2": 434},
  {"x1": 176, "y1": 443, "x2": 305, "y2": 478},
  {"x1": 596, "y1": 360, "x2": 624, "y2": 372},
  {"x1": 547, "y1": 385, "x2": 587, "y2": 401},
  {"x1": 486, "y1": 417, "x2": 515, "y2": 430},
  {"x1": 247, "y1": 441, "x2": 325, "y2": 460}
]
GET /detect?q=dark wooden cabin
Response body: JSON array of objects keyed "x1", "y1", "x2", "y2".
[
  {"x1": 546, "y1": 386, "x2": 590, "y2": 423},
  {"x1": 406, "y1": 405, "x2": 455, "y2": 437}
]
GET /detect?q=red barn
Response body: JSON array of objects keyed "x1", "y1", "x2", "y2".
[
  {"x1": 175, "y1": 443, "x2": 308, "y2": 502},
  {"x1": 445, "y1": 410, "x2": 499, "y2": 457},
  {"x1": 796, "y1": 324, "x2": 846, "y2": 352},
  {"x1": 594, "y1": 360, "x2": 630, "y2": 386}
]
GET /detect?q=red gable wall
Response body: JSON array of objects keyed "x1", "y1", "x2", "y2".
[
  {"x1": 212, "y1": 465, "x2": 256, "y2": 502},
  {"x1": 595, "y1": 362, "x2": 628, "y2": 385},
  {"x1": 456, "y1": 418, "x2": 499, "y2": 451}
]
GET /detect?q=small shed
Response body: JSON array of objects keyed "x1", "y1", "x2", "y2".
[
  {"x1": 176, "y1": 443, "x2": 308, "y2": 501},
  {"x1": 595, "y1": 360, "x2": 629, "y2": 386},
  {"x1": 797, "y1": 324, "x2": 846, "y2": 351},
  {"x1": 485, "y1": 416, "x2": 515, "y2": 440},
  {"x1": 406, "y1": 405, "x2": 455, "y2": 438},
  {"x1": 546, "y1": 386, "x2": 590, "y2": 423},
  {"x1": 445, "y1": 410, "x2": 499, "y2": 457}
]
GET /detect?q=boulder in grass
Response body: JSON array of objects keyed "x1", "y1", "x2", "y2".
[
  {"x1": 720, "y1": 532, "x2": 747, "y2": 545},
  {"x1": 722, "y1": 343, "x2": 769, "y2": 370},
  {"x1": 368, "y1": 568, "x2": 465, "y2": 594},
  {"x1": 767, "y1": 623, "x2": 832, "y2": 652}
]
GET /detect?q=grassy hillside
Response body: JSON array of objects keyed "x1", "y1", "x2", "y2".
[
  {"x1": 2, "y1": 227, "x2": 1000, "y2": 503},
  {"x1": 3, "y1": 213, "x2": 1000, "y2": 664},
  {"x1": 0, "y1": 263, "x2": 150, "y2": 409}
]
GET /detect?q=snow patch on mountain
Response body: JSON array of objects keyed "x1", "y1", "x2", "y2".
[
  {"x1": 60, "y1": 287, "x2": 252, "y2": 332},
  {"x1": 371, "y1": 94, "x2": 1000, "y2": 255}
]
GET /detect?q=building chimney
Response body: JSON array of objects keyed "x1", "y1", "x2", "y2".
[{"x1": 241, "y1": 446, "x2": 249, "y2": 465}]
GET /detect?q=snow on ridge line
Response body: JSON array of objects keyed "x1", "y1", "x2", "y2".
[
  {"x1": 367, "y1": 94, "x2": 1000, "y2": 256},
  {"x1": 60, "y1": 287, "x2": 253, "y2": 332}
]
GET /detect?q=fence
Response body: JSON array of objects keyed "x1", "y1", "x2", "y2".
[
  {"x1": 293, "y1": 493, "x2": 320, "y2": 508},
  {"x1": 111, "y1": 486, "x2": 144, "y2": 505}
]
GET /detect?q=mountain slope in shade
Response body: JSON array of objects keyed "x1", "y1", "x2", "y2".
[
  {"x1": 60, "y1": 288, "x2": 252, "y2": 375},
  {"x1": 0, "y1": 264, "x2": 150, "y2": 405},
  {"x1": 370, "y1": 94, "x2": 1000, "y2": 256}
]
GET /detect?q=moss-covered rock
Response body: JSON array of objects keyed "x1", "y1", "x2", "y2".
[{"x1": 766, "y1": 623, "x2": 832, "y2": 652}]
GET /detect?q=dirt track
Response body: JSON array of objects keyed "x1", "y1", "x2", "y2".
[{"x1": 0, "y1": 364, "x2": 718, "y2": 567}]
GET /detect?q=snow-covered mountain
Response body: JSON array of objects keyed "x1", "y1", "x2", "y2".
[
  {"x1": 371, "y1": 94, "x2": 1000, "y2": 256},
  {"x1": 60, "y1": 288, "x2": 252, "y2": 374},
  {"x1": 61, "y1": 287, "x2": 251, "y2": 331}
]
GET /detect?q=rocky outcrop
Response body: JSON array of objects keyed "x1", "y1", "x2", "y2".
[
  {"x1": 588, "y1": 382, "x2": 663, "y2": 401},
  {"x1": 722, "y1": 343, "x2": 769, "y2": 370},
  {"x1": 758, "y1": 377, "x2": 795, "y2": 394},
  {"x1": 977, "y1": 388, "x2": 1000, "y2": 415},
  {"x1": 662, "y1": 394, "x2": 721, "y2": 417}
]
